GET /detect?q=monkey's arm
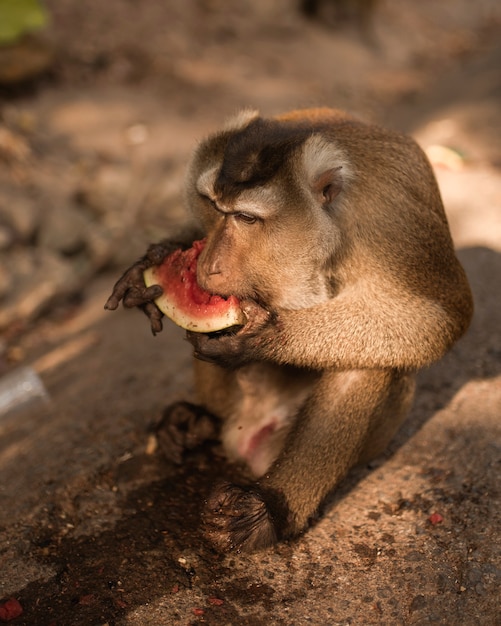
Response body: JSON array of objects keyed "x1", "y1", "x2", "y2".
[
  {"x1": 104, "y1": 231, "x2": 203, "y2": 334},
  {"x1": 190, "y1": 278, "x2": 471, "y2": 371},
  {"x1": 261, "y1": 289, "x2": 461, "y2": 370},
  {"x1": 267, "y1": 279, "x2": 471, "y2": 370}
]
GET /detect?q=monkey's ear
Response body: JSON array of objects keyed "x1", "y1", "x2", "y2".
[
  {"x1": 312, "y1": 166, "x2": 343, "y2": 205},
  {"x1": 302, "y1": 135, "x2": 352, "y2": 207},
  {"x1": 223, "y1": 108, "x2": 260, "y2": 133}
]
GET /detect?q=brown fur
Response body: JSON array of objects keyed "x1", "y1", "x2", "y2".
[{"x1": 105, "y1": 108, "x2": 473, "y2": 552}]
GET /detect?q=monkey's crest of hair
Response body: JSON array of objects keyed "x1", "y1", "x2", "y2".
[
  {"x1": 215, "y1": 117, "x2": 309, "y2": 198},
  {"x1": 207, "y1": 109, "x2": 355, "y2": 209}
]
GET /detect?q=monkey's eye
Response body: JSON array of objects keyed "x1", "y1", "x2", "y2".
[{"x1": 235, "y1": 212, "x2": 258, "y2": 225}]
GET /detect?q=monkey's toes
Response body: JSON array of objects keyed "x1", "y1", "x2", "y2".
[
  {"x1": 155, "y1": 401, "x2": 219, "y2": 464},
  {"x1": 202, "y1": 482, "x2": 278, "y2": 552}
]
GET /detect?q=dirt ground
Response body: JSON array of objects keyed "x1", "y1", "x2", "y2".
[{"x1": 0, "y1": 2, "x2": 500, "y2": 625}]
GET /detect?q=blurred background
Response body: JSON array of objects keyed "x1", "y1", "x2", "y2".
[
  {"x1": 0, "y1": 2, "x2": 500, "y2": 624},
  {"x1": 1, "y1": 0, "x2": 500, "y2": 348}
]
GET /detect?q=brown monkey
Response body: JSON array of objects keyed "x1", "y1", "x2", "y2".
[{"x1": 105, "y1": 108, "x2": 473, "y2": 552}]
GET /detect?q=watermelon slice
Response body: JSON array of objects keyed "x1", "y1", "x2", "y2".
[{"x1": 143, "y1": 239, "x2": 246, "y2": 333}]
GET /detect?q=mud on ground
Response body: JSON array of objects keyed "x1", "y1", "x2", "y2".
[{"x1": 0, "y1": 2, "x2": 500, "y2": 625}]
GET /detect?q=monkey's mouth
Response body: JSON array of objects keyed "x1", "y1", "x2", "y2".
[{"x1": 203, "y1": 324, "x2": 244, "y2": 338}]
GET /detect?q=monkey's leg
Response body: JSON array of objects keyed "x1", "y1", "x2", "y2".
[
  {"x1": 155, "y1": 401, "x2": 220, "y2": 465},
  {"x1": 358, "y1": 372, "x2": 415, "y2": 464},
  {"x1": 203, "y1": 369, "x2": 413, "y2": 552}
]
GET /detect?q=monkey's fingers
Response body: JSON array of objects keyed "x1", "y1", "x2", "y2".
[
  {"x1": 203, "y1": 482, "x2": 278, "y2": 552},
  {"x1": 145, "y1": 240, "x2": 181, "y2": 264},
  {"x1": 188, "y1": 332, "x2": 215, "y2": 361},
  {"x1": 123, "y1": 284, "x2": 163, "y2": 308},
  {"x1": 239, "y1": 299, "x2": 275, "y2": 335},
  {"x1": 104, "y1": 290, "x2": 123, "y2": 311},
  {"x1": 155, "y1": 401, "x2": 220, "y2": 463},
  {"x1": 140, "y1": 301, "x2": 164, "y2": 335},
  {"x1": 240, "y1": 298, "x2": 270, "y2": 319},
  {"x1": 104, "y1": 240, "x2": 182, "y2": 311},
  {"x1": 104, "y1": 263, "x2": 149, "y2": 310},
  {"x1": 155, "y1": 402, "x2": 194, "y2": 464},
  {"x1": 188, "y1": 331, "x2": 244, "y2": 367}
]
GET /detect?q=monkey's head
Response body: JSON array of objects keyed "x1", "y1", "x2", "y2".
[{"x1": 184, "y1": 110, "x2": 353, "y2": 311}]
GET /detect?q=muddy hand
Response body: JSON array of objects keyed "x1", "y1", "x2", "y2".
[
  {"x1": 104, "y1": 241, "x2": 179, "y2": 335},
  {"x1": 187, "y1": 300, "x2": 274, "y2": 368}
]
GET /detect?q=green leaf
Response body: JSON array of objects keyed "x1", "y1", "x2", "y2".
[{"x1": 0, "y1": 0, "x2": 49, "y2": 45}]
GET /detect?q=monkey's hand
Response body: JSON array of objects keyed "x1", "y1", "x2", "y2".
[
  {"x1": 104, "y1": 241, "x2": 184, "y2": 335},
  {"x1": 187, "y1": 299, "x2": 274, "y2": 368},
  {"x1": 203, "y1": 482, "x2": 289, "y2": 552}
]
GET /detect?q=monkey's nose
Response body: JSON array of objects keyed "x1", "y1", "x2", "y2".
[
  {"x1": 197, "y1": 264, "x2": 222, "y2": 293},
  {"x1": 206, "y1": 258, "x2": 223, "y2": 276}
]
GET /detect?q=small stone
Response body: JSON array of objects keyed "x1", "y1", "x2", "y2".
[
  {"x1": 428, "y1": 512, "x2": 444, "y2": 525},
  {"x1": 409, "y1": 594, "x2": 427, "y2": 611},
  {"x1": 125, "y1": 123, "x2": 149, "y2": 146},
  {"x1": 475, "y1": 583, "x2": 486, "y2": 595}
]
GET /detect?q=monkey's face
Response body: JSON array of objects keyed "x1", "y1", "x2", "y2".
[
  {"x1": 185, "y1": 119, "x2": 349, "y2": 312},
  {"x1": 190, "y1": 165, "x2": 338, "y2": 311}
]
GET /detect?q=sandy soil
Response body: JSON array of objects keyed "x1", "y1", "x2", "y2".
[{"x1": 0, "y1": 2, "x2": 500, "y2": 625}]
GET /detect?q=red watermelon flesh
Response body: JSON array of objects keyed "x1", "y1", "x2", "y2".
[{"x1": 143, "y1": 239, "x2": 246, "y2": 333}]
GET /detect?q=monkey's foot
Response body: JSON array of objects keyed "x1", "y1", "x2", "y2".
[
  {"x1": 155, "y1": 401, "x2": 219, "y2": 464},
  {"x1": 203, "y1": 482, "x2": 288, "y2": 552}
]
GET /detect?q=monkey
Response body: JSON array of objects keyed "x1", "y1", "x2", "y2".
[{"x1": 105, "y1": 107, "x2": 473, "y2": 552}]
